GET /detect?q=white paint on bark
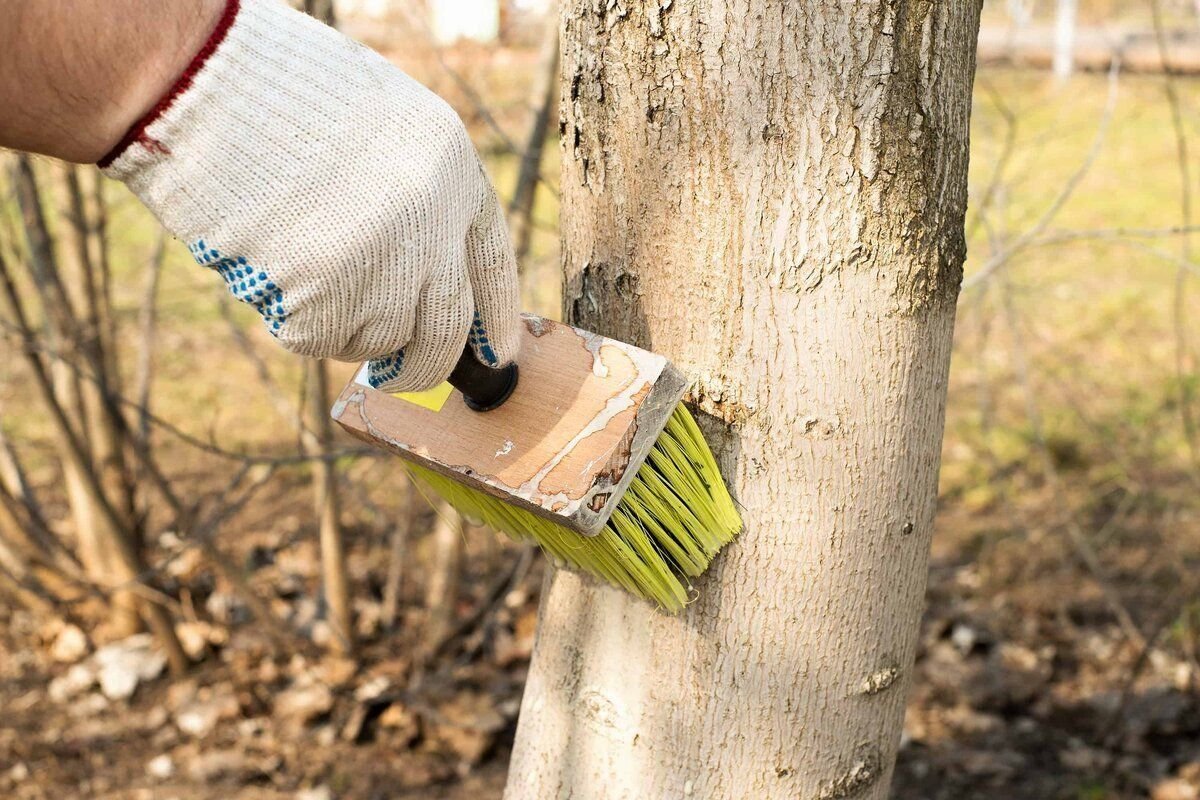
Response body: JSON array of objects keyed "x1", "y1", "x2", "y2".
[{"x1": 505, "y1": 1, "x2": 982, "y2": 798}]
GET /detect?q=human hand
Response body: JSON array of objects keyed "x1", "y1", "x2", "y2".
[{"x1": 101, "y1": 0, "x2": 521, "y2": 392}]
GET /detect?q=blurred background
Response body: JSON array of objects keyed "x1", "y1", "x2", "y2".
[{"x1": 2, "y1": 1, "x2": 1200, "y2": 798}]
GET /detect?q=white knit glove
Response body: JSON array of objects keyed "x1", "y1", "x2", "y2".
[{"x1": 100, "y1": 0, "x2": 521, "y2": 392}]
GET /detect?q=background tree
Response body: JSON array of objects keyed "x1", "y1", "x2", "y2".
[
  {"x1": 1055, "y1": 0, "x2": 1079, "y2": 81},
  {"x1": 304, "y1": 0, "x2": 337, "y2": 26},
  {"x1": 504, "y1": 3, "x2": 983, "y2": 798}
]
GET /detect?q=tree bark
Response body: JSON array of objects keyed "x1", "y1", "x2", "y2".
[{"x1": 505, "y1": 3, "x2": 981, "y2": 799}]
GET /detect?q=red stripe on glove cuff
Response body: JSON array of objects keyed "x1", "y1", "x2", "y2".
[{"x1": 98, "y1": 0, "x2": 241, "y2": 168}]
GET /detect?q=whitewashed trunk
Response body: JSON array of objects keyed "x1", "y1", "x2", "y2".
[
  {"x1": 504, "y1": 2, "x2": 981, "y2": 799},
  {"x1": 1053, "y1": 0, "x2": 1077, "y2": 81}
]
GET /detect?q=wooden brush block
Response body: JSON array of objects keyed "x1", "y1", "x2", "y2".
[{"x1": 331, "y1": 315, "x2": 687, "y2": 536}]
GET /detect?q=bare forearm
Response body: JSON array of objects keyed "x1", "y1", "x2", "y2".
[{"x1": 0, "y1": 0, "x2": 225, "y2": 163}]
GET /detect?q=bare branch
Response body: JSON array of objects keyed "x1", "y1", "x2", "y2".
[{"x1": 965, "y1": 55, "x2": 1122, "y2": 290}]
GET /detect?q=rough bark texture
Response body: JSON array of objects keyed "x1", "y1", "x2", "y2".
[{"x1": 504, "y1": 2, "x2": 981, "y2": 799}]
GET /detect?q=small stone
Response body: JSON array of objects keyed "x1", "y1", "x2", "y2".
[
  {"x1": 310, "y1": 620, "x2": 333, "y2": 649},
  {"x1": 174, "y1": 686, "x2": 239, "y2": 738},
  {"x1": 1058, "y1": 744, "x2": 1104, "y2": 772},
  {"x1": 187, "y1": 749, "x2": 252, "y2": 783},
  {"x1": 186, "y1": 750, "x2": 280, "y2": 784},
  {"x1": 257, "y1": 659, "x2": 281, "y2": 684},
  {"x1": 165, "y1": 680, "x2": 198, "y2": 711},
  {"x1": 94, "y1": 635, "x2": 166, "y2": 701},
  {"x1": 68, "y1": 693, "x2": 110, "y2": 718},
  {"x1": 175, "y1": 622, "x2": 214, "y2": 660},
  {"x1": 50, "y1": 625, "x2": 89, "y2": 663},
  {"x1": 146, "y1": 754, "x2": 175, "y2": 780},
  {"x1": 10, "y1": 689, "x2": 41, "y2": 713},
  {"x1": 164, "y1": 547, "x2": 203, "y2": 579},
  {"x1": 142, "y1": 706, "x2": 170, "y2": 731},
  {"x1": 494, "y1": 613, "x2": 536, "y2": 667},
  {"x1": 950, "y1": 624, "x2": 978, "y2": 654},
  {"x1": 354, "y1": 676, "x2": 389, "y2": 702},
  {"x1": 206, "y1": 592, "x2": 249, "y2": 626},
  {"x1": 237, "y1": 718, "x2": 267, "y2": 738},
  {"x1": 297, "y1": 786, "x2": 333, "y2": 800},
  {"x1": 99, "y1": 665, "x2": 139, "y2": 701},
  {"x1": 1174, "y1": 662, "x2": 1194, "y2": 691},
  {"x1": 355, "y1": 602, "x2": 382, "y2": 640},
  {"x1": 8, "y1": 763, "x2": 29, "y2": 782},
  {"x1": 49, "y1": 663, "x2": 96, "y2": 703}
]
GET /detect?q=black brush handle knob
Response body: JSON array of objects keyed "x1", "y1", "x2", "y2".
[{"x1": 447, "y1": 345, "x2": 519, "y2": 412}]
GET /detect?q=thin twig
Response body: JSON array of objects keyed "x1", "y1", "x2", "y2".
[
  {"x1": 398, "y1": 5, "x2": 559, "y2": 199},
  {"x1": 134, "y1": 231, "x2": 168, "y2": 446},
  {"x1": 965, "y1": 54, "x2": 1123, "y2": 290},
  {"x1": 966, "y1": 76, "x2": 1020, "y2": 243},
  {"x1": 999, "y1": 272, "x2": 1146, "y2": 649},
  {"x1": 0, "y1": 317, "x2": 377, "y2": 466}
]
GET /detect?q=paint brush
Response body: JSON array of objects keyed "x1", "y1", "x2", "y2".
[{"x1": 331, "y1": 315, "x2": 740, "y2": 612}]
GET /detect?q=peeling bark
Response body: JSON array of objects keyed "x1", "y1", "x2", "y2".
[{"x1": 505, "y1": 2, "x2": 981, "y2": 798}]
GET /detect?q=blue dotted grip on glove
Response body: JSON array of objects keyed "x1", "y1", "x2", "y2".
[
  {"x1": 367, "y1": 351, "x2": 405, "y2": 389},
  {"x1": 468, "y1": 311, "x2": 497, "y2": 366},
  {"x1": 189, "y1": 240, "x2": 289, "y2": 335}
]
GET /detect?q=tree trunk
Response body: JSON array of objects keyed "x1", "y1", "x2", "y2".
[
  {"x1": 1053, "y1": 0, "x2": 1077, "y2": 81},
  {"x1": 380, "y1": 479, "x2": 416, "y2": 631},
  {"x1": 0, "y1": 240, "x2": 189, "y2": 675},
  {"x1": 303, "y1": 0, "x2": 337, "y2": 27},
  {"x1": 508, "y1": 18, "x2": 559, "y2": 265},
  {"x1": 306, "y1": 360, "x2": 354, "y2": 654},
  {"x1": 422, "y1": 501, "x2": 462, "y2": 654},
  {"x1": 12, "y1": 157, "x2": 151, "y2": 639},
  {"x1": 505, "y1": 4, "x2": 981, "y2": 799},
  {"x1": 1006, "y1": 0, "x2": 1032, "y2": 28},
  {"x1": 53, "y1": 163, "x2": 142, "y2": 636}
]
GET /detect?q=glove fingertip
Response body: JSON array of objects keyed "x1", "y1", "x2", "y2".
[
  {"x1": 468, "y1": 310, "x2": 523, "y2": 368},
  {"x1": 367, "y1": 349, "x2": 405, "y2": 390},
  {"x1": 468, "y1": 312, "x2": 499, "y2": 367}
]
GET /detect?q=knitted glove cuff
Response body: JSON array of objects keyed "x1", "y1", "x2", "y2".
[
  {"x1": 98, "y1": 0, "x2": 242, "y2": 171},
  {"x1": 97, "y1": 0, "x2": 411, "y2": 237}
]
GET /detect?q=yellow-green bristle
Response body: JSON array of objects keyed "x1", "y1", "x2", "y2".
[{"x1": 405, "y1": 404, "x2": 741, "y2": 613}]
